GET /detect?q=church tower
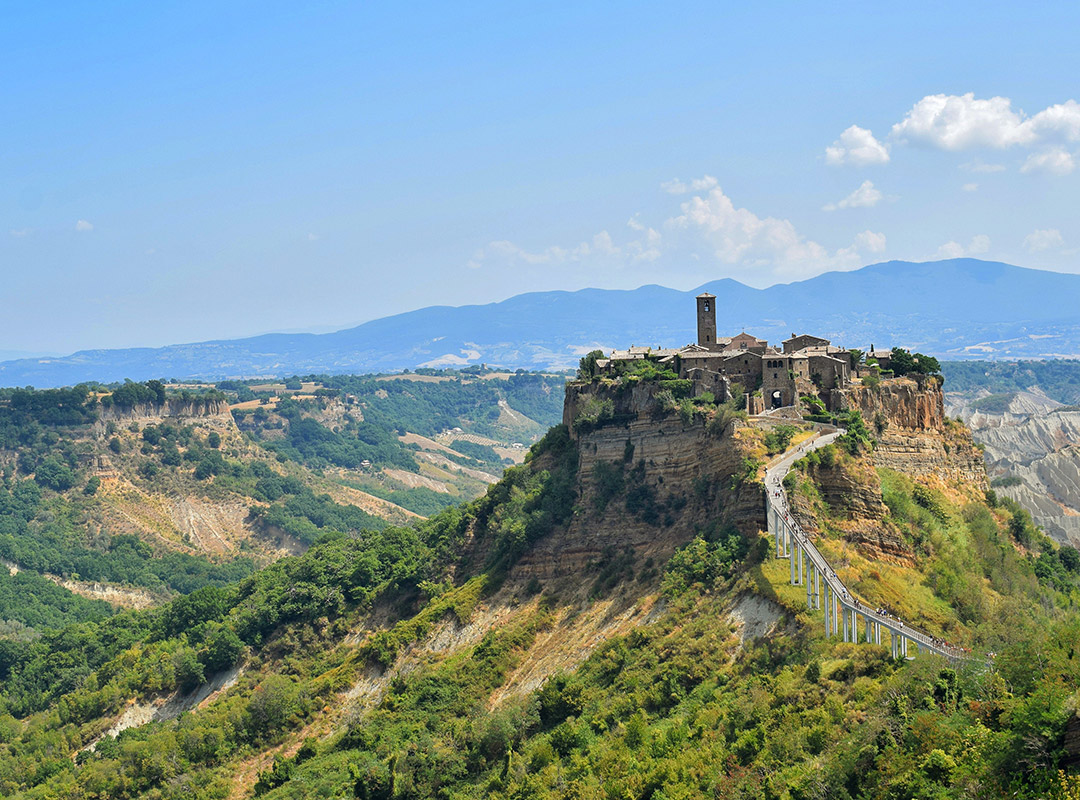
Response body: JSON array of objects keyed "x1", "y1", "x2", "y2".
[{"x1": 696, "y1": 292, "x2": 717, "y2": 349}]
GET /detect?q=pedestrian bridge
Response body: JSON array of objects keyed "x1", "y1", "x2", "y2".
[{"x1": 764, "y1": 427, "x2": 967, "y2": 662}]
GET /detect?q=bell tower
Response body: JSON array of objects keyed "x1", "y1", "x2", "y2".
[{"x1": 696, "y1": 292, "x2": 717, "y2": 349}]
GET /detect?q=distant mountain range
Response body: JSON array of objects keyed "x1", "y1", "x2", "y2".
[{"x1": 4, "y1": 258, "x2": 1080, "y2": 388}]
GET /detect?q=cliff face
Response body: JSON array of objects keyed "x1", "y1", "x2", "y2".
[
  {"x1": 793, "y1": 457, "x2": 913, "y2": 565},
  {"x1": 520, "y1": 381, "x2": 761, "y2": 578},
  {"x1": 537, "y1": 374, "x2": 990, "y2": 577},
  {"x1": 839, "y1": 375, "x2": 946, "y2": 431},
  {"x1": 837, "y1": 377, "x2": 986, "y2": 489},
  {"x1": 98, "y1": 398, "x2": 232, "y2": 423}
]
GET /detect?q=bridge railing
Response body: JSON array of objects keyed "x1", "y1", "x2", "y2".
[{"x1": 764, "y1": 429, "x2": 969, "y2": 662}]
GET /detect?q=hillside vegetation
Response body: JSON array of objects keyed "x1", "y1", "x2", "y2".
[
  {"x1": 0, "y1": 372, "x2": 563, "y2": 633},
  {"x1": 1, "y1": 375, "x2": 1080, "y2": 799},
  {"x1": 942, "y1": 359, "x2": 1080, "y2": 405}
]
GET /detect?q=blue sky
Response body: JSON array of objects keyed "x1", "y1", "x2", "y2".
[{"x1": 3, "y1": 2, "x2": 1080, "y2": 355}]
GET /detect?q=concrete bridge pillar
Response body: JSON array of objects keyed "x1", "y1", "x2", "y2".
[
  {"x1": 864, "y1": 615, "x2": 871, "y2": 644},
  {"x1": 824, "y1": 584, "x2": 830, "y2": 637},
  {"x1": 842, "y1": 606, "x2": 849, "y2": 642},
  {"x1": 891, "y1": 630, "x2": 898, "y2": 659},
  {"x1": 806, "y1": 562, "x2": 813, "y2": 609},
  {"x1": 797, "y1": 545, "x2": 804, "y2": 585},
  {"x1": 789, "y1": 540, "x2": 796, "y2": 585},
  {"x1": 813, "y1": 566, "x2": 820, "y2": 609}
]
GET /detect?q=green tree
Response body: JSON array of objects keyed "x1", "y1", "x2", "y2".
[
  {"x1": 172, "y1": 647, "x2": 206, "y2": 692},
  {"x1": 891, "y1": 348, "x2": 917, "y2": 376},
  {"x1": 34, "y1": 457, "x2": 76, "y2": 491},
  {"x1": 577, "y1": 350, "x2": 606, "y2": 380},
  {"x1": 201, "y1": 625, "x2": 243, "y2": 674}
]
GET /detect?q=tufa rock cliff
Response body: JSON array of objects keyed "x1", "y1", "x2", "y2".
[
  {"x1": 837, "y1": 376, "x2": 986, "y2": 489},
  {"x1": 97, "y1": 398, "x2": 232, "y2": 424},
  {"x1": 512, "y1": 381, "x2": 763, "y2": 579}
]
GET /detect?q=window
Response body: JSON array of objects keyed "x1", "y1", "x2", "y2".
[{"x1": 704, "y1": 301, "x2": 710, "y2": 312}]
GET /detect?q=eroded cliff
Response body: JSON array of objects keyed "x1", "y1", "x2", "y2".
[
  {"x1": 837, "y1": 376, "x2": 986, "y2": 489},
  {"x1": 516, "y1": 381, "x2": 762, "y2": 578}
]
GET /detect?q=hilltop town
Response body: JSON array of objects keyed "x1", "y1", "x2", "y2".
[{"x1": 589, "y1": 292, "x2": 900, "y2": 414}]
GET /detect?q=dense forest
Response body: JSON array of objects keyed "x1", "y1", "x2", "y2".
[{"x1": 941, "y1": 359, "x2": 1080, "y2": 404}]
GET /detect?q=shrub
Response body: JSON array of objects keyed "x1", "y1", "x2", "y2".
[
  {"x1": 34, "y1": 457, "x2": 76, "y2": 491},
  {"x1": 573, "y1": 396, "x2": 615, "y2": 434},
  {"x1": 763, "y1": 425, "x2": 797, "y2": 455}
]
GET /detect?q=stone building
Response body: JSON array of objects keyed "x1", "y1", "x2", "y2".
[
  {"x1": 595, "y1": 292, "x2": 859, "y2": 412},
  {"x1": 781, "y1": 333, "x2": 830, "y2": 353}
]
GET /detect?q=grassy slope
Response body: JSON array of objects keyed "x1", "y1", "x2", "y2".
[{"x1": 2, "y1": 418, "x2": 1080, "y2": 799}]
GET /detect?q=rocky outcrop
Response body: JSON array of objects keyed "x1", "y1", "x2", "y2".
[
  {"x1": 837, "y1": 377, "x2": 987, "y2": 489},
  {"x1": 839, "y1": 375, "x2": 945, "y2": 432},
  {"x1": 803, "y1": 459, "x2": 888, "y2": 522},
  {"x1": 98, "y1": 398, "x2": 232, "y2": 423},
  {"x1": 520, "y1": 380, "x2": 762, "y2": 578},
  {"x1": 798, "y1": 458, "x2": 913, "y2": 564}
]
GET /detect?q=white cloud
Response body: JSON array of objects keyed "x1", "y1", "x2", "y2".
[
  {"x1": 962, "y1": 183, "x2": 979, "y2": 192},
  {"x1": 661, "y1": 175, "x2": 718, "y2": 194},
  {"x1": 825, "y1": 125, "x2": 890, "y2": 166},
  {"x1": 936, "y1": 241, "x2": 966, "y2": 259},
  {"x1": 307, "y1": 232, "x2": 320, "y2": 241},
  {"x1": 667, "y1": 186, "x2": 882, "y2": 277},
  {"x1": 823, "y1": 180, "x2": 882, "y2": 211},
  {"x1": 935, "y1": 234, "x2": 990, "y2": 259},
  {"x1": 855, "y1": 230, "x2": 887, "y2": 253},
  {"x1": 892, "y1": 93, "x2": 1080, "y2": 154},
  {"x1": 1020, "y1": 147, "x2": 1076, "y2": 175},
  {"x1": 75, "y1": 220, "x2": 93, "y2": 232},
  {"x1": 668, "y1": 187, "x2": 829, "y2": 270},
  {"x1": 892, "y1": 93, "x2": 1033, "y2": 150},
  {"x1": 9, "y1": 228, "x2": 30, "y2": 237},
  {"x1": 479, "y1": 227, "x2": 661, "y2": 269},
  {"x1": 476, "y1": 184, "x2": 883, "y2": 283},
  {"x1": 1024, "y1": 228, "x2": 1065, "y2": 252},
  {"x1": 1027, "y1": 100, "x2": 1080, "y2": 142}
]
